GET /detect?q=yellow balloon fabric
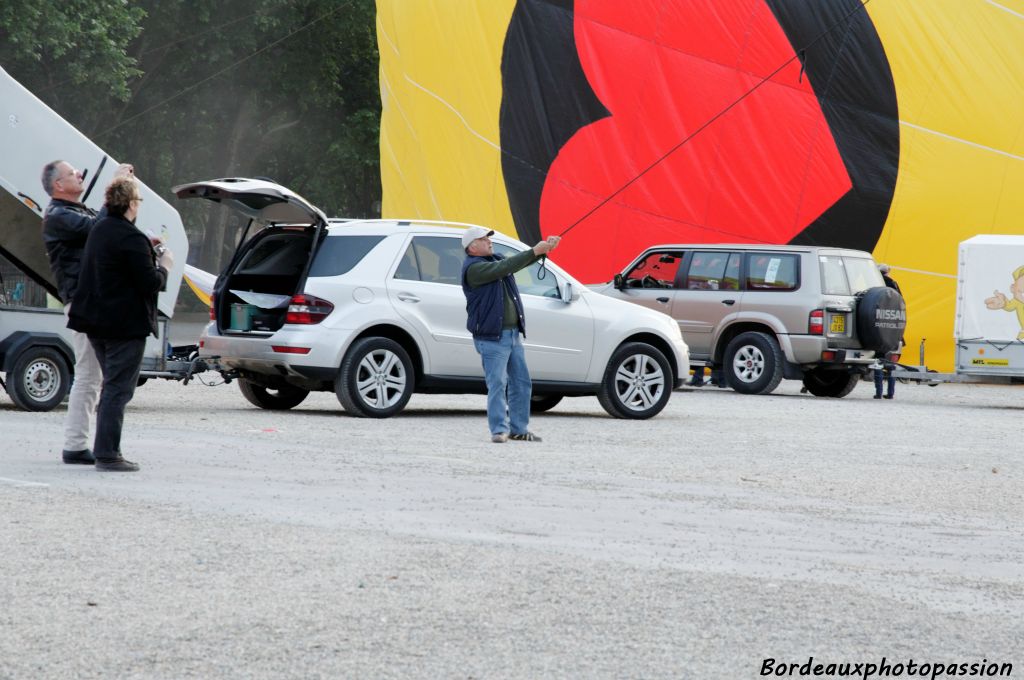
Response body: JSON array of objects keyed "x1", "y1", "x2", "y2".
[
  {"x1": 866, "y1": 1, "x2": 1024, "y2": 369},
  {"x1": 377, "y1": 0, "x2": 517, "y2": 231},
  {"x1": 378, "y1": 0, "x2": 1024, "y2": 370}
]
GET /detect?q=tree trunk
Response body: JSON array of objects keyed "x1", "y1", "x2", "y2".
[{"x1": 198, "y1": 95, "x2": 257, "y2": 273}]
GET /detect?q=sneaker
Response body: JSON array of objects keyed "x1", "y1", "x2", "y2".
[
  {"x1": 883, "y1": 395, "x2": 894, "y2": 400},
  {"x1": 509, "y1": 432, "x2": 542, "y2": 442},
  {"x1": 873, "y1": 395, "x2": 882, "y2": 399},
  {"x1": 491, "y1": 433, "x2": 508, "y2": 444},
  {"x1": 62, "y1": 449, "x2": 95, "y2": 465},
  {"x1": 95, "y1": 457, "x2": 140, "y2": 472}
]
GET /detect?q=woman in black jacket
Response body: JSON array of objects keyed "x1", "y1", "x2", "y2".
[{"x1": 69, "y1": 177, "x2": 174, "y2": 472}]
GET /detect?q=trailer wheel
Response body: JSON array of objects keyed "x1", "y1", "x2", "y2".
[{"x1": 7, "y1": 346, "x2": 70, "y2": 412}]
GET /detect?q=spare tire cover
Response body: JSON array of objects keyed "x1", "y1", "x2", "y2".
[{"x1": 856, "y1": 286, "x2": 906, "y2": 353}]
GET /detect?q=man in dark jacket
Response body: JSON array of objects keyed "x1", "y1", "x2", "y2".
[
  {"x1": 874, "y1": 263, "x2": 902, "y2": 400},
  {"x1": 40, "y1": 159, "x2": 133, "y2": 465},
  {"x1": 461, "y1": 226, "x2": 560, "y2": 443},
  {"x1": 879, "y1": 263, "x2": 902, "y2": 295},
  {"x1": 69, "y1": 176, "x2": 173, "y2": 472}
]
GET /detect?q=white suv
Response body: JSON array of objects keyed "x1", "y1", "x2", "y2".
[{"x1": 175, "y1": 179, "x2": 688, "y2": 419}]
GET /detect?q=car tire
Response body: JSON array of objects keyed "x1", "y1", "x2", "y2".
[
  {"x1": 597, "y1": 342, "x2": 672, "y2": 419},
  {"x1": 6, "y1": 346, "x2": 71, "y2": 412},
  {"x1": 530, "y1": 394, "x2": 563, "y2": 413},
  {"x1": 238, "y1": 378, "x2": 309, "y2": 410},
  {"x1": 801, "y1": 369, "x2": 859, "y2": 398},
  {"x1": 724, "y1": 331, "x2": 783, "y2": 395},
  {"x1": 335, "y1": 337, "x2": 413, "y2": 418}
]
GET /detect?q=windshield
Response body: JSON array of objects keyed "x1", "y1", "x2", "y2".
[{"x1": 819, "y1": 255, "x2": 885, "y2": 295}]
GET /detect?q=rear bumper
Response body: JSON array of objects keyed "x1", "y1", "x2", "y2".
[
  {"x1": 199, "y1": 326, "x2": 341, "y2": 378},
  {"x1": 783, "y1": 335, "x2": 877, "y2": 366}
]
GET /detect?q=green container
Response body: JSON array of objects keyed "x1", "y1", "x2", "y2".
[{"x1": 230, "y1": 303, "x2": 256, "y2": 331}]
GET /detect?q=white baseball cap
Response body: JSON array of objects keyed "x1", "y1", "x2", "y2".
[{"x1": 461, "y1": 225, "x2": 495, "y2": 249}]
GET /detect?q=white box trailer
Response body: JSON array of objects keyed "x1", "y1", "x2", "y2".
[
  {"x1": 953, "y1": 235, "x2": 1024, "y2": 376},
  {"x1": 0, "y1": 66, "x2": 203, "y2": 410},
  {"x1": 896, "y1": 234, "x2": 1024, "y2": 384}
]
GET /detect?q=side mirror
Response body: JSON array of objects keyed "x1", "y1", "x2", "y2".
[
  {"x1": 560, "y1": 281, "x2": 580, "y2": 303},
  {"x1": 613, "y1": 273, "x2": 624, "y2": 290}
]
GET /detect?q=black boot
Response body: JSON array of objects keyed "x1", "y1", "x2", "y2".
[{"x1": 62, "y1": 449, "x2": 96, "y2": 465}]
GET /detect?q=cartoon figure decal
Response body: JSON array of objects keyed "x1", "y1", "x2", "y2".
[{"x1": 984, "y1": 265, "x2": 1024, "y2": 340}]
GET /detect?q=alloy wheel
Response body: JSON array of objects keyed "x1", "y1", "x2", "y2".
[
  {"x1": 356, "y1": 348, "x2": 408, "y2": 409},
  {"x1": 613, "y1": 352, "x2": 666, "y2": 412},
  {"x1": 731, "y1": 345, "x2": 765, "y2": 384}
]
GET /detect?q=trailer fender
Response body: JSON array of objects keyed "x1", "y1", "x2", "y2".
[{"x1": 0, "y1": 331, "x2": 74, "y2": 373}]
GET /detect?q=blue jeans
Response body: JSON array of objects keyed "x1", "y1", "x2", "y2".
[
  {"x1": 474, "y1": 329, "x2": 532, "y2": 436},
  {"x1": 874, "y1": 366, "x2": 895, "y2": 398}
]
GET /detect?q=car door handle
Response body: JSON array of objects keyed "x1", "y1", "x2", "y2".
[
  {"x1": 396, "y1": 293, "x2": 421, "y2": 303},
  {"x1": 721, "y1": 299, "x2": 736, "y2": 306},
  {"x1": 656, "y1": 297, "x2": 670, "y2": 303}
]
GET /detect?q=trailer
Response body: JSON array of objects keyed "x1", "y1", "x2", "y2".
[
  {"x1": 0, "y1": 66, "x2": 204, "y2": 411},
  {"x1": 892, "y1": 235, "x2": 1024, "y2": 386}
]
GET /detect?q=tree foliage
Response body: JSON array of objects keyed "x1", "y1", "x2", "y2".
[
  {"x1": 0, "y1": 0, "x2": 145, "y2": 103},
  {"x1": 1, "y1": 0, "x2": 381, "y2": 279}
]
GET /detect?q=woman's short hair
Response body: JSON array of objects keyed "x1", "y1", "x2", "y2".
[{"x1": 104, "y1": 176, "x2": 140, "y2": 215}]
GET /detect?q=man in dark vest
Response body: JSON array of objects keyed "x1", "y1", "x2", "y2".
[{"x1": 461, "y1": 226, "x2": 560, "y2": 443}]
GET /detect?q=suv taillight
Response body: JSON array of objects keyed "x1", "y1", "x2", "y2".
[
  {"x1": 285, "y1": 294, "x2": 334, "y2": 324},
  {"x1": 209, "y1": 293, "x2": 216, "y2": 321},
  {"x1": 809, "y1": 309, "x2": 824, "y2": 335}
]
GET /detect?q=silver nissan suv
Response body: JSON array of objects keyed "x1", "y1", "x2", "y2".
[{"x1": 593, "y1": 244, "x2": 906, "y2": 397}]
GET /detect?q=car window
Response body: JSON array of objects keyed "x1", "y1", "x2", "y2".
[
  {"x1": 393, "y1": 236, "x2": 464, "y2": 285},
  {"x1": 746, "y1": 253, "x2": 799, "y2": 290},
  {"x1": 393, "y1": 240, "x2": 419, "y2": 280},
  {"x1": 623, "y1": 250, "x2": 684, "y2": 289},
  {"x1": 843, "y1": 256, "x2": 886, "y2": 294},
  {"x1": 493, "y1": 243, "x2": 561, "y2": 298},
  {"x1": 308, "y1": 234, "x2": 386, "y2": 277},
  {"x1": 723, "y1": 253, "x2": 742, "y2": 290},
  {"x1": 686, "y1": 251, "x2": 739, "y2": 291},
  {"x1": 818, "y1": 255, "x2": 883, "y2": 295},
  {"x1": 819, "y1": 256, "x2": 850, "y2": 295},
  {"x1": 240, "y1": 232, "x2": 311, "y2": 276}
]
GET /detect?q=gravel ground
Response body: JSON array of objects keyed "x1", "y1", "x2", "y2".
[{"x1": 1, "y1": 372, "x2": 1021, "y2": 679}]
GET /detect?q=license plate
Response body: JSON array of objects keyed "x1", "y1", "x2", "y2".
[{"x1": 829, "y1": 315, "x2": 846, "y2": 334}]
